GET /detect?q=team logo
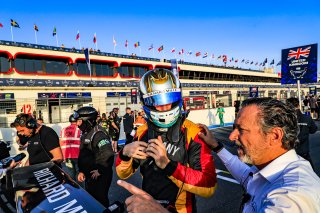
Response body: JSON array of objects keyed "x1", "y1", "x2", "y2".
[
  {"x1": 45, "y1": 80, "x2": 53, "y2": 86},
  {"x1": 7, "y1": 79, "x2": 16, "y2": 86},
  {"x1": 62, "y1": 80, "x2": 69, "y2": 87},
  {"x1": 26, "y1": 79, "x2": 36, "y2": 86},
  {"x1": 77, "y1": 80, "x2": 84, "y2": 87}
]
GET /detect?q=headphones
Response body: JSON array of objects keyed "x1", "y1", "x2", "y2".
[{"x1": 15, "y1": 114, "x2": 37, "y2": 129}]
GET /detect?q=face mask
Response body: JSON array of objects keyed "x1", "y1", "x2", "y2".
[{"x1": 78, "y1": 120, "x2": 89, "y2": 132}]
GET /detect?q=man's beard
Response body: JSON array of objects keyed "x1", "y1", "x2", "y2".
[{"x1": 237, "y1": 144, "x2": 253, "y2": 165}]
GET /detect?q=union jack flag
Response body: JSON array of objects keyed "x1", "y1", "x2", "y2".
[{"x1": 287, "y1": 47, "x2": 311, "y2": 60}]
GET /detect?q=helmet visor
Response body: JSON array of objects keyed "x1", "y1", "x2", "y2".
[
  {"x1": 73, "y1": 111, "x2": 80, "y2": 120},
  {"x1": 143, "y1": 89, "x2": 182, "y2": 107}
]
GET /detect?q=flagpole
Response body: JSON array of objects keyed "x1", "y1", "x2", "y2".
[
  {"x1": 10, "y1": 26, "x2": 14, "y2": 42},
  {"x1": 127, "y1": 46, "x2": 129, "y2": 55},
  {"x1": 56, "y1": 34, "x2": 59, "y2": 47},
  {"x1": 152, "y1": 48, "x2": 155, "y2": 58},
  {"x1": 113, "y1": 36, "x2": 116, "y2": 53},
  {"x1": 78, "y1": 37, "x2": 82, "y2": 49},
  {"x1": 34, "y1": 30, "x2": 38, "y2": 44},
  {"x1": 139, "y1": 46, "x2": 141, "y2": 56},
  {"x1": 96, "y1": 40, "x2": 98, "y2": 50}
]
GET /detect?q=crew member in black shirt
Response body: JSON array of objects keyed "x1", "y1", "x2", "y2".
[
  {"x1": 122, "y1": 107, "x2": 134, "y2": 144},
  {"x1": 11, "y1": 113, "x2": 63, "y2": 165},
  {"x1": 287, "y1": 98, "x2": 318, "y2": 168},
  {"x1": 74, "y1": 106, "x2": 114, "y2": 207}
]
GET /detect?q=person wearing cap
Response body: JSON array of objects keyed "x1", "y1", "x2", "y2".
[
  {"x1": 59, "y1": 114, "x2": 81, "y2": 182},
  {"x1": 116, "y1": 69, "x2": 217, "y2": 212},
  {"x1": 74, "y1": 106, "x2": 114, "y2": 207}
]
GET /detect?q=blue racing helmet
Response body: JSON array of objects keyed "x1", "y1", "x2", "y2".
[{"x1": 139, "y1": 69, "x2": 183, "y2": 128}]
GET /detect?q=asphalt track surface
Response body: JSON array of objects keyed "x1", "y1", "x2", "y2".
[{"x1": 109, "y1": 121, "x2": 320, "y2": 213}]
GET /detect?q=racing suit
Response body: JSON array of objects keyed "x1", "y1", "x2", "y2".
[{"x1": 116, "y1": 117, "x2": 217, "y2": 213}]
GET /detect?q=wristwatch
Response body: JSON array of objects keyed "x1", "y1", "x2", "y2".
[{"x1": 211, "y1": 142, "x2": 224, "y2": 153}]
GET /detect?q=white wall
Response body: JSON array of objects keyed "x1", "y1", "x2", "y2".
[{"x1": 187, "y1": 107, "x2": 235, "y2": 127}]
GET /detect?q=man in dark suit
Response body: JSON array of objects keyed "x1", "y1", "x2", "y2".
[{"x1": 122, "y1": 107, "x2": 134, "y2": 144}]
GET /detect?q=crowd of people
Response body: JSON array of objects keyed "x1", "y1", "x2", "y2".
[
  {"x1": 302, "y1": 94, "x2": 320, "y2": 120},
  {"x1": 1, "y1": 68, "x2": 320, "y2": 212}
]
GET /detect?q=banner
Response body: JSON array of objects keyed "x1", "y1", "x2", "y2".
[
  {"x1": 131, "y1": 88, "x2": 138, "y2": 104},
  {"x1": 249, "y1": 87, "x2": 259, "y2": 98},
  {"x1": 171, "y1": 59, "x2": 178, "y2": 77},
  {"x1": 309, "y1": 86, "x2": 317, "y2": 95},
  {"x1": 281, "y1": 44, "x2": 318, "y2": 84}
]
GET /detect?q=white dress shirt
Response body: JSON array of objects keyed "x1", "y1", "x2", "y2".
[
  {"x1": 0, "y1": 168, "x2": 7, "y2": 177},
  {"x1": 218, "y1": 148, "x2": 320, "y2": 212}
]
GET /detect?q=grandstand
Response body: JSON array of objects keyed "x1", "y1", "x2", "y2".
[{"x1": 0, "y1": 40, "x2": 310, "y2": 126}]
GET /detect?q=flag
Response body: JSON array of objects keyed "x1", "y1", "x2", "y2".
[
  {"x1": 262, "y1": 58, "x2": 267, "y2": 65},
  {"x1": 276, "y1": 60, "x2": 281, "y2": 66},
  {"x1": 179, "y1": 49, "x2": 184, "y2": 55},
  {"x1": 250, "y1": 61, "x2": 254, "y2": 64},
  {"x1": 158, "y1": 45, "x2": 164, "y2": 52},
  {"x1": 0, "y1": 23, "x2": 3, "y2": 28},
  {"x1": 217, "y1": 55, "x2": 222, "y2": 60},
  {"x1": 10, "y1": 19, "x2": 20, "y2": 28},
  {"x1": 195, "y1": 52, "x2": 201, "y2": 57},
  {"x1": 53, "y1": 27, "x2": 57, "y2": 36},
  {"x1": 171, "y1": 48, "x2": 175, "y2": 53},
  {"x1": 134, "y1": 42, "x2": 140, "y2": 48},
  {"x1": 255, "y1": 62, "x2": 258, "y2": 66},
  {"x1": 125, "y1": 40, "x2": 128, "y2": 48},
  {"x1": 235, "y1": 59, "x2": 238, "y2": 63},
  {"x1": 245, "y1": 60, "x2": 249, "y2": 64},
  {"x1": 148, "y1": 44, "x2": 153, "y2": 50},
  {"x1": 84, "y1": 48, "x2": 91, "y2": 74},
  {"x1": 203, "y1": 52, "x2": 208, "y2": 58},
  {"x1": 76, "y1": 31, "x2": 80, "y2": 40},
  {"x1": 241, "y1": 59, "x2": 245, "y2": 63},
  {"x1": 93, "y1": 33, "x2": 97, "y2": 43},
  {"x1": 113, "y1": 36, "x2": 117, "y2": 46},
  {"x1": 211, "y1": 54, "x2": 214, "y2": 58},
  {"x1": 187, "y1": 50, "x2": 192, "y2": 55},
  {"x1": 34, "y1": 24, "x2": 39, "y2": 31},
  {"x1": 270, "y1": 59, "x2": 274, "y2": 65},
  {"x1": 287, "y1": 47, "x2": 311, "y2": 60},
  {"x1": 222, "y1": 55, "x2": 227, "y2": 63}
]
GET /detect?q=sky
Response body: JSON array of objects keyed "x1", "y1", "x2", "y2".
[{"x1": 1, "y1": 0, "x2": 320, "y2": 73}]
